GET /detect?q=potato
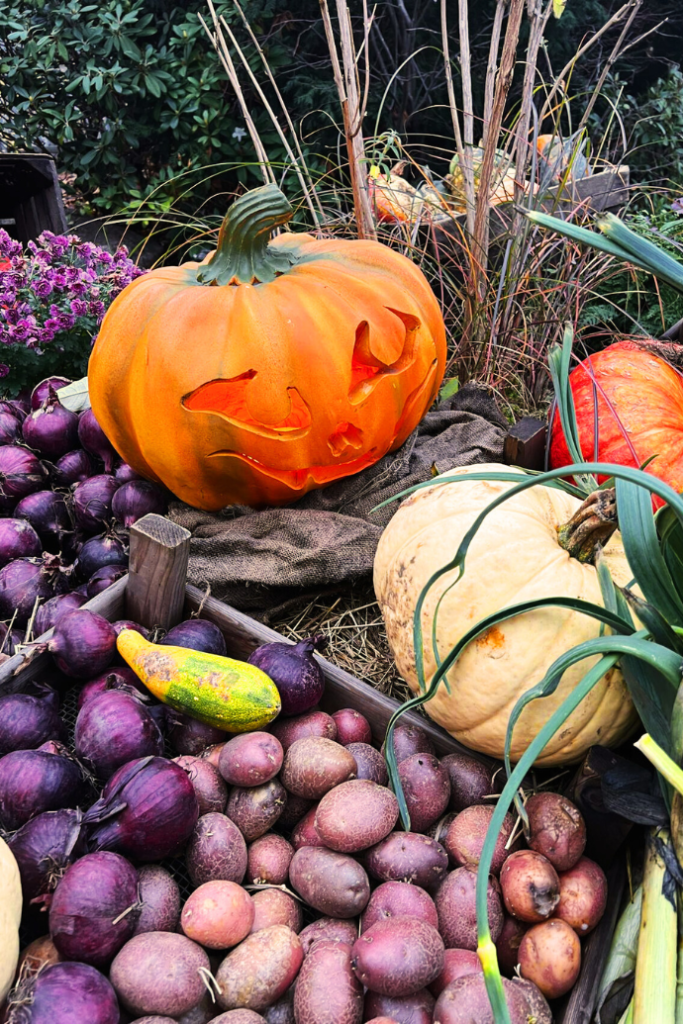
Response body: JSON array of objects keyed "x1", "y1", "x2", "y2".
[
  {"x1": 299, "y1": 917, "x2": 359, "y2": 955},
  {"x1": 430, "y1": 813, "x2": 456, "y2": 846},
  {"x1": 278, "y1": 793, "x2": 314, "y2": 830},
  {"x1": 110, "y1": 932, "x2": 210, "y2": 1018},
  {"x1": 518, "y1": 919, "x2": 581, "y2": 999},
  {"x1": 364, "y1": 1019, "x2": 400, "y2": 1024},
  {"x1": 440, "y1": 752, "x2": 501, "y2": 812},
  {"x1": 176, "y1": 992, "x2": 216, "y2": 1024},
  {"x1": 250, "y1": 889, "x2": 302, "y2": 934},
  {"x1": 133, "y1": 865, "x2": 181, "y2": 935},
  {"x1": 263, "y1": 988, "x2": 295, "y2": 1024},
  {"x1": 397, "y1": 753, "x2": 450, "y2": 833},
  {"x1": 495, "y1": 915, "x2": 528, "y2": 974},
  {"x1": 429, "y1": 948, "x2": 482, "y2": 997},
  {"x1": 186, "y1": 812, "x2": 248, "y2": 887},
  {"x1": 174, "y1": 755, "x2": 228, "y2": 815},
  {"x1": 525, "y1": 792, "x2": 586, "y2": 872},
  {"x1": 444, "y1": 806, "x2": 517, "y2": 874},
  {"x1": 432, "y1": 974, "x2": 531, "y2": 1024},
  {"x1": 270, "y1": 710, "x2": 337, "y2": 751},
  {"x1": 281, "y1": 737, "x2": 356, "y2": 799},
  {"x1": 248, "y1": 835, "x2": 294, "y2": 885},
  {"x1": 208, "y1": 1012, "x2": 267, "y2": 1023},
  {"x1": 227, "y1": 779, "x2": 287, "y2": 841},
  {"x1": 293, "y1": 939, "x2": 363, "y2": 1024},
  {"x1": 200, "y1": 741, "x2": 227, "y2": 769},
  {"x1": 360, "y1": 881, "x2": 437, "y2": 932},
  {"x1": 181, "y1": 880, "x2": 255, "y2": 949},
  {"x1": 381, "y1": 722, "x2": 435, "y2": 764},
  {"x1": 435, "y1": 866, "x2": 504, "y2": 950},
  {"x1": 363, "y1": 832, "x2": 449, "y2": 891},
  {"x1": 289, "y1": 847, "x2": 370, "y2": 918},
  {"x1": 291, "y1": 806, "x2": 326, "y2": 850},
  {"x1": 364, "y1": 989, "x2": 434, "y2": 1024},
  {"x1": 351, "y1": 918, "x2": 444, "y2": 997},
  {"x1": 500, "y1": 850, "x2": 560, "y2": 923},
  {"x1": 218, "y1": 733, "x2": 284, "y2": 787},
  {"x1": 216, "y1": 925, "x2": 303, "y2": 1012},
  {"x1": 129, "y1": 1017, "x2": 177, "y2": 1023},
  {"x1": 555, "y1": 856, "x2": 608, "y2": 934},
  {"x1": 512, "y1": 979, "x2": 552, "y2": 1024},
  {"x1": 331, "y1": 709, "x2": 372, "y2": 746},
  {"x1": 18, "y1": 935, "x2": 62, "y2": 974},
  {"x1": 314, "y1": 780, "x2": 398, "y2": 853},
  {"x1": 345, "y1": 743, "x2": 388, "y2": 786}
]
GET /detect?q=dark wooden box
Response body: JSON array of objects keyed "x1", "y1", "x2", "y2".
[{"x1": 0, "y1": 153, "x2": 68, "y2": 244}]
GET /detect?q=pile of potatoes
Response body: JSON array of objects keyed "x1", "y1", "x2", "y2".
[{"x1": 22, "y1": 706, "x2": 608, "y2": 1024}]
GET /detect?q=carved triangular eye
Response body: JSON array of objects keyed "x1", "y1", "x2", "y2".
[
  {"x1": 349, "y1": 310, "x2": 421, "y2": 404},
  {"x1": 183, "y1": 372, "x2": 311, "y2": 438}
]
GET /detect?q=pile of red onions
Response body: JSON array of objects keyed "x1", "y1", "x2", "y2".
[
  {"x1": 7, "y1": 960, "x2": 120, "y2": 1024},
  {"x1": 0, "y1": 688, "x2": 65, "y2": 754},
  {"x1": 8, "y1": 807, "x2": 86, "y2": 901},
  {"x1": 0, "y1": 741, "x2": 85, "y2": 830},
  {"x1": 75, "y1": 689, "x2": 164, "y2": 778},
  {"x1": 248, "y1": 634, "x2": 327, "y2": 716}
]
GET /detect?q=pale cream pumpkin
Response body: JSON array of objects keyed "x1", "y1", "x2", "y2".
[
  {"x1": 0, "y1": 836, "x2": 22, "y2": 1003},
  {"x1": 373, "y1": 464, "x2": 638, "y2": 765}
]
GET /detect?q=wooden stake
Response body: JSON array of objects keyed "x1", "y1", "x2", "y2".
[{"x1": 126, "y1": 514, "x2": 191, "y2": 631}]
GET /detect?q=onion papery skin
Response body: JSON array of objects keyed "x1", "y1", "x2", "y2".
[
  {"x1": 0, "y1": 555, "x2": 71, "y2": 627},
  {"x1": 84, "y1": 756, "x2": 199, "y2": 861},
  {"x1": 8, "y1": 960, "x2": 120, "y2": 1024},
  {"x1": 0, "y1": 690, "x2": 66, "y2": 754},
  {"x1": 77, "y1": 666, "x2": 148, "y2": 709},
  {"x1": 0, "y1": 445, "x2": 46, "y2": 511},
  {"x1": 52, "y1": 449, "x2": 96, "y2": 488},
  {"x1": 114, "y1": 461, "x2": 141, "y2": 484},
  {"x1": 0, "y1": 408, "x2": 22, "y2": 445},
  {"x1": 72, "y1": 474, "x2": 120, "y2": 533},
  {"x1": 86, "y1": 564, "x2": 127, "y2": 598},
  {"x1": 48, "y1": 609, "x2": 117, "y2": 679},
  {"x1": 8, "y1": 808, "x2": 86, "y2": 901},
  {"x1": 23, "y1": 394, "x2": 80, "y2": 459},
  {"x1": 161, "y1": 618, "x2": 227, "y2": 657},
  {"x1": 75, "y1": 690, "x2": 164, "y2": 779},
  {"x1": 248, "y1": 635, "x2": 326, "y2": 716},
  {"x1": 0, "y1": 518, "x2": 42, "y2": 567},
  {"x1": 15, "y1": 490, "x2": 72, "y2": 551},
  {"x1": 78, "y1": 409, "x2": 118, "y2": 473},
  {"x1": 74, "y1": 532, "x2": 128, "y2": 581},
  {"x1": 49, "y1": 851, "x2": 139, "y2": 966},
  {"x1": 0, "y1": 744, "x2": 85, "y2": 830},
  {"x1": 34, "y1": 592, "x2": 88, "y2": 637},
  {"x1": 31, "y1": 377, "x2": 71, "y2": 410},
  {"x1": 112, "y1": 479, "x2": 167, "y2": 528}
]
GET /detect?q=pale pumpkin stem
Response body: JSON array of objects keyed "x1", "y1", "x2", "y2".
[
  {"x1": 557, "y1": 488, "x2": 618, "y2": 563},
  {"x1": 197, "y1": 184, "x2": 299, "y2": 286}
]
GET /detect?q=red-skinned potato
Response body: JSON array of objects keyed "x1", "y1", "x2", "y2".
[
  {"x1": 227, "y1": 779, "x2": 287, "y2": 841},
  {"x1": 381, "y1": 722, "x2": 435, "y2": 764},
  {"x1": 495, "y1": 915, "x2": 528, "y2": 975},
  {"x1": 289, "y1": 847, "x2": 370, "y2": 918},
  {"x1": 518, "y1": 919, "x2": 581, "y2": 999},
  {"x1": 397, "y1": 753, "x2": 450, "y2": 833},
  {"x1": 129, "y1": 1017, "x2": 179, "y2": 1023},
  {"x1": 293, "y1": 940, "x2": 363, "y2": 1024},
  {"x1": 199, "y1": 741, "x2": 227, "y2": 769},
  {"x1": 345, "y1": 743, "x2": 388, "y2": 786},
  {"x1": 429, "y1": 948, "x2": 482, "y2": 997},
  {"x1": 364, "y1": 831, "x2": 449, "y2": 891},
  {"x1": 314, "y1": 779, "x2": 398, "y2": 853},
  {"x1": 181, "y1": 880, "x2": 255, "y2": 949},
  {"x1": 248, "y1": 834, "x2": 294, "y2": 885},
  {"x1": 110, "y1": 932, "x2": 210, "y2": 1018},
  {"x1": 364, "y1": 1019, "x2": 400, "y2": 1024},
  {"x1": 351, "y1": 918, "x2": 444, "y2": 997},
  {"x1": 444, "y1": 805, "x2": 516, "y2": 873},
  {"x1": 360, "y1": 881, "x2": 437, "y2": 932},
  {"x1": 173, "y1": 755, "x2": 227, "y2": 815},
  {"x1": 263, "y1": 989, "x2": 295, "y2": 1023},
  {"x1": 432, "y1": 974, "x2": 531, "y2": 1024},
  {"x1": 17, "y1": 935, "x2": 62, "y2": 973},
  {"x1": 435, "y1": 866, "x2": 504, "y2": 950},
  {"x1": 555, "y1": 856, "x2": 608, "y2": 934},
  {"x1": 500, "y1": 850, "x2": 560, "y2": 923},
  {"x1": 133, "y1": 866, "x2": 180, "y2": 935},
  {"x1": 249, "y1": 888, "x2": 302, "y2": 934},
  {"x1": 278, "y1": 793, "x2": 313, "y2": 829},
  {"x1": 218, "y1": 732, "x2": 284, "y2": 787},
  {"x1": 216, "y1": 925, "x2": 303, "y2": 1012},
  {"x1": 291, "y1": 805, "x2": 325, "y2": 850},
  {"x1": 299, "y1": 917, "x2": 358, "y2": 955},
  {"x1": 270, "y1": 710, "x2": 337, "y2": 751},
  {"x1": 186, "y1": 812, "x2": 247, "y2": 886},
  {"x1": 364, "y1": 989, "x2": 434, "y2": 1024},
  {"x1": 525, "y1": 792, "x2": 586, "y2": 872},
  {"x1": 430, "y1": 813, "x2": 456, "y2": 846},
  {"x1": 331, "y1": 709, "x2": 372, "y2": 746},
  {"x1": 281, "y1": 736, "x2": 356, "y2": 799},
  {"x1": 513, "y1": 979, "x2": 552, "y2": 1024},
  {"x1": 208, "y1": 1012, "x2": 267, "y2": 1023},
  {"x1": 176, "y1": 992, "x2": 216, "y2": 1024},
  {"x1": 440, "y1": 752, "x2": 501, "y2": 812}
]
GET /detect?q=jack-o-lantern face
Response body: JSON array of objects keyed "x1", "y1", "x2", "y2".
[{"x1": 89, "y1": 186, "x2": 446, "y2": 510}]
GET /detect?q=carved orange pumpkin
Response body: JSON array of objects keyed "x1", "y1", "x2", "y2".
[{"x1": 88, "y1": 185, "x2": 446, "y2": 510}]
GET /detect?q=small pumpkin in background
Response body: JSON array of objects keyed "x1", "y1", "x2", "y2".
[
  {"x1": 88, "y1": 185, "x2": 446, "y2": 511},
  {"x1": 550, "y1": 340, "x2": 683, "y2": 509}
]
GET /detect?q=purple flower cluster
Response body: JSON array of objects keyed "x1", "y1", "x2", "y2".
[{"x1": 0, "y1": 229, "x2": 145, "y2": 376}]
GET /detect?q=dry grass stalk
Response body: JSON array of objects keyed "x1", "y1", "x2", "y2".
[
  {"x1": 456, "y1": 0, "x2": 476, "y2": 235},
  {"x1": 482, "y1": 0, "x2": 506, "y2": 147},
  {"x1": 440, "y1": 0, "x2": 473, "y2": 234}
]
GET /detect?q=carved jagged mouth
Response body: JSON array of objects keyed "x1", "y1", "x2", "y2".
[
  {"x1": 182, "y1": 371, "x2": 312, "y2": 440},
  {"x1": 206, "y1": 447, "x2": 381, "y2": 490}
]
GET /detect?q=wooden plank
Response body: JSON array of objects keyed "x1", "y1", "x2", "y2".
[
  {"x1": 126, "y1": 514, "x2": 191, "y2": 630},
  {"x1": 504, "y1": 417, "x2": 547, "y2": 471}
]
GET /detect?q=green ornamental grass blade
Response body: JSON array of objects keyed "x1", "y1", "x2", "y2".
[
  {"x1": 599, "y1": 213, "x2": 683, "y2": 294},
  {"x1": 547, "y1": 329, "x2": 597, "y2": 493},
  {"x1": 621, "y1": 588, "x2": 683, "y2": 654}
]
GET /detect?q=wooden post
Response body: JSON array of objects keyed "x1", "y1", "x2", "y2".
[{"x1": 126, "y1": 514, "x2": 191, "y2": 631}]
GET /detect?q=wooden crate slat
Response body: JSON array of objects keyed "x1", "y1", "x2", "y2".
[{"x1": 127, "y1": 514, "x2": 191, "y2": 630}]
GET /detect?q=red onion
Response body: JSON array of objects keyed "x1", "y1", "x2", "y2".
[
  {"x1": 248, "y1": 635, "x2": 326, "y2": 716},
  {"x1": 0, "y1": 689, "x2": 66, "y2": 753},
  {"x1": 15, "y1": 490, "x2": 72, "y2": 550},
  {"x1": 74, "y1": 530, "x2": 128, "y2": 580},
  {"x1": 86, "y1": 564, "x2": 127, "y2": 597},
  {"x1": 31, "y1": 376, "x2": 71, "y2": 410},
  {"x1": 78, "y1": 666, "x2": 148, "y2": 708},
  {"x1": 7, "y1": 960, "x2": 120, "y2": 1024},
  {"x1": 168, "y1": 712, "x2": 226, "y2": 755},
  {"x1": 0, "y1": 517, "x2": 42, "y2": 566},
  {"x1": 112, "y1": 479, "x2": 167, "y2": 528},
  {"x1": 8, "y1": 808, "x2": 86, "y2": 900},
  {"x1": 84, "y1": 755, "x2": 199, "y2": 861},
  {"x1": 23, "y1": 390, "x2": 80, "y2": 458},
  {"x1": 72, "y1": 474, "x2": 120, "y2": 532},
  {"x1": 52, "y1": 448, "x2": 96, "y2": 487},
  {"x1": 162, "y1": 618, "x2": 227, "y2": 656},
  {"x1": 0, "y1": 553, "x2": 71, "y2": 626},
  {"x1": 0, "y1": 406, "x2": 22, "y2": 444},
  {"x1": 0, "y1": 622, "x2": 24, "y2": 655},
  {"x1": 0, "y1": 444, "x2": 46, "y2": 510},
  {"x1": 0, "y1": 742, "x2": 85, "y2": 830},
  {"x1": 77, "y1": 409, "x2": 118, "y2": 473},
  {"x1": 114, "y1": 461, "x2": 141, "y2": 484},
  {"x1": 49, "y1": 851, "x2": 139, "y2": 966},
  {"x1": 111, "y1": 618, "x2": 150, "y2": 638},
  {"x1": 46, "y1": 609, "x2": 117, "y2": 679},
  {"x1": 34, "y1": 591, "x2": 87, "y2": 636},
  {"x1": 75, "y1": 690, "x2": 164, "y2": 778}
]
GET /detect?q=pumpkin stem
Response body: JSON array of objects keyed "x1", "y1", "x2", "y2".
[
  {"x1": 557, "y1": 488, "x2": 618, "y2": 562},
  {"x1": 197, "y1": 184, "x2": 299, "y2": 286}
]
